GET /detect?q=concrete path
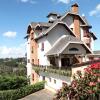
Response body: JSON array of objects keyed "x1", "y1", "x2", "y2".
[{"x1": 20, "y1": 89, "x2": 55, "y2": 100}]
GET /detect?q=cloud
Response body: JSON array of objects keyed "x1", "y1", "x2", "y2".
[
  {"x1": 19, "y1": 0, "x2": 36, "y2": 4},
  {"x1": 58, "y1": 0, "x2": 70, "y2": 4},
  {"x1": 3, "y1": 31, "x2": 17, "y2": 38},
  {"x1": 0, "y1": 43, "x2": 26, "y2": 58},
  {"x1": 89, "y1": 4, "x2": 100, "y2": 16},
  {"x1": 52, "y1": 0, "x2": 74, "y2": 4}
]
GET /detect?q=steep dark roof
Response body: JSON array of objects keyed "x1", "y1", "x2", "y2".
[
  {"x1": 46, "y1": 35, "x2": 92, "y2": 55},
  {"x1": 35, "y1": 21, "x2": 76, "y2": 40},
  {"x1": 60, "y1": 11, "x2": 91, "y2": 26},
  {"x1": 31, "y1": 22, "x2": 52, "y2": 29},
  {"x1": 47, "y1": 12, "x2": 61, "y2": 18}
]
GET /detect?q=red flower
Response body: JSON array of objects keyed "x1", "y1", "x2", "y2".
[
  {"x1": 71, "y1": 81, "x2": 77, "y2": 88},
  {"x1": 94, "y1": 73, "x2": 100, "y2": 76},
  {"x1": 89, "y1": 63, "x2": 100, "y2": 69},
  {"x1": 88, "y1": 90, "x2": 95, "y2": 94},
  {"x1": 89, "y1": 82, "x2": 96, "y2": 86},
  {"x1": 98, "y1": 78, "x2": 100, "y2": 83},
  {"x1": 84, "y1": 68, "x2": 91, "y2": 73}
]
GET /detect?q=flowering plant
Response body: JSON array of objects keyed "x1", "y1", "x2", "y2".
[{"x1": 54, "y1": 63, "x2": 100, "y2": 100}]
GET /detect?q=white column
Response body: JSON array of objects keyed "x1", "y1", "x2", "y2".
[{"x1": 58, "y1": 56, "x2": 61, "y2": 68}]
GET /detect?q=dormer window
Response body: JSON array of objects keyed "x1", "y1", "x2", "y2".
[
  {"x1": 47, "y1": 12, "x2": 59, "y2": 23},
  {"x1": 35, "y1": 25, "x2": 42, "y2": 30},
  {"x1": 69, "y1": 48, "x2": 79, "y2": 51}
]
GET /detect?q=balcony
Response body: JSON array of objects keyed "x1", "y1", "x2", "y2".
[
  {"x1": 33, "y1": 65, "x2": 72, "y2": 77},
  {"x1": 83, "y1": 37, "x2": 91, "y2": 44}
]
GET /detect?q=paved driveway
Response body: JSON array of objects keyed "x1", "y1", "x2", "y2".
[{"x1": 20, "y1": 89, "x2": 55, "y2": 100}]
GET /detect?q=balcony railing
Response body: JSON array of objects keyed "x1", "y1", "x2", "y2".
[
  {"x1": 83, "y1": 37, "x2": 91, "y2": 43},
  {"x1": 32, "y1": 65, "x2": 72, "y2": 77}
]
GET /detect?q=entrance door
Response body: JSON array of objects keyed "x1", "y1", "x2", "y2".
[{"x1": 61, "y1": 58, "x2": 70, "y2": 66}]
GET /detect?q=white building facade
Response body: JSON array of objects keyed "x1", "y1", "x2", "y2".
[{"x1": 25, "y1": 3, "x2": 97, "y2": 91}]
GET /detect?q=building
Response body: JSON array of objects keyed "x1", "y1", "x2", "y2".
[{"x1": 25, "y1": 3, "x2": 98, "y2": 91}]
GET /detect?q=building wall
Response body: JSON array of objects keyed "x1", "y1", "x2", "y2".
[
  {"x1": 39, "y1": 75, "x2": 70, "y2": 91},
  {"x1": 26, "y1": 37, "x2": 32, "y2": 77},
  {"x1": 62, "y1": 43, "x2": 86, "y2": 54},
  {"x1": 62, "y1": 15, "x2": 74, "y2": 29},
  {"x1": 27, "y1": 38, "x2": 31, "y2": 63},
  {"x1": 37, "y1": 37, "x2": 51, "y2": 65},
  {"x1": 47, "y1": 24, "x2": 70, "y2": 46},
  {"x1": 37, "y1": 24, "x2": 71, "y2": 66},
  {"x1": 91, "y1": 37, "x2": 94, "y2": 51},
  {"x1": 80, "y1": 27, "x2": 84, "y2": 40}
]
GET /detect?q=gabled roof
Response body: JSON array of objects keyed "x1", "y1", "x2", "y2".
[
  {"x1": 31, "y1": 22, "x2": 52, "y2": 29},
  {"x1": 35, "y1": 21, "x2": 76, "y2": 40},
  {"x1": 47, "y1": 12, "x2": 61, "y2": 18},
  {"x1": 46, "y1": 35, "x2": 92, "y2": 56},
  {"x1": 60, "y1": 11, "x2": 90, "y2": 26}
]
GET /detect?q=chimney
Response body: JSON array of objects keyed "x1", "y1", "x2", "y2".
[
  {"x1": 71, "y1": 3, "x2": 80, "y2": 38},
  {"x1": 71, "y1": 3, "x2": 79, "y2": 14}
]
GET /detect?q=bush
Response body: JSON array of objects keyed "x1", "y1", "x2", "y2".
[
  {"x1": 55, "y1": 63, "x2": 100, "y2": 100},
  {"x1": 0, "y1": 76, "x2": 28, "y2": 90},
  {"x1": 0, "y1": 81, "x2": 45, "y2": 100}
]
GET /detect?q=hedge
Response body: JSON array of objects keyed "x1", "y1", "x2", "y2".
[
  {"x1": 0, "y1": 76, "x2": 28, "y2": 90},
  {"x1": 0, "y1": 81, "x2": 45, "y2": 100}
]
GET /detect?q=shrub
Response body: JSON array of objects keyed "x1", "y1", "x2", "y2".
[
  {"x1": 55, "y1": 63, "x2": 100, "y2": 100},
  {"x1": 0, "y1": 76, "x2": 28, "y2": 90},
  {"x1": 0, "y1": 81, "x2": 45, "y2": 100},
  {"x1": 33, "y1": 66, "x2": 72, "y2": 77}
]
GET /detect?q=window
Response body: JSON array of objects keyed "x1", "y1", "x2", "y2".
[
  {"x1": 43, "y1": 76, "x2": 45, "y2": 81},
  {"x1": 38, "y1": 59, "x2": 39, "y2": 65},
  {"x1": 32, "y1": 59, "x2": 34, "y2": 64},
  {"x1": 84, "y1": 29, "x2": 90, "y2": 37},
  {"x1": 49, "y1": 78, "x2": 51, "y2": 82},
  {"x1": 41, "y1": 42, "x2": 44, "y2": 51},
  {"x1": 54, "y1": 79, "x2": 56, "y2": 84},
  {"x1": 69, "y1": 48, "x2": 79, "y2": 51},
  {"x1": 70, "y1": 28, "x2": 73, "y2": 31},
  {"x1": 32, "y1": 74, "x2": 34, "y2": 81},
  {"x1": 86, "y1": 43, "x2": 90, "y2": 48},
  {"x1": 31, "y1": 46, "x2": 34, "y2": 53},
  {"x1": 28, "y1": 59, "x2": 30, "y2": 63}
]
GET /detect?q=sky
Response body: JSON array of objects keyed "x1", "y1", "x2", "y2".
[{"x1": 0, "y1": 0, "x2": 100, "y2": 58}]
